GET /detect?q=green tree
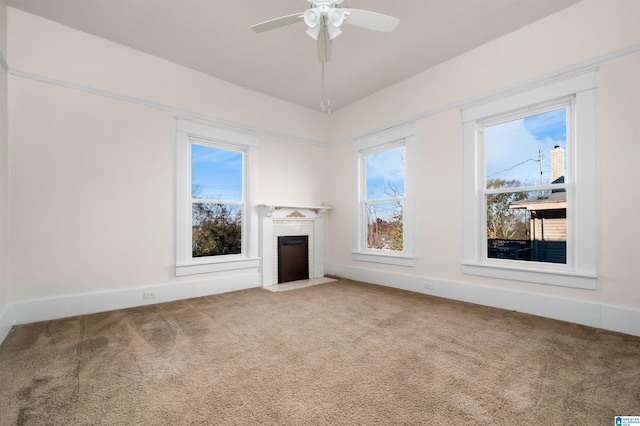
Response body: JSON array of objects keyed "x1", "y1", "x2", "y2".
[
  {"x1": 387, "y1": 199, "x2": 403, "y2": 250},
  {"x1": 191, "y1": 186, "x2": 242, "y2": 257},
  {"x1": 486, "y1": 179, "x2": 529, "y2": 240},
  {"x1": 192, "y1": 203, "x2": 242, "y2": 257},
  {"x1": 366, "y1": 183, "x2": 404, "y2": 251}
]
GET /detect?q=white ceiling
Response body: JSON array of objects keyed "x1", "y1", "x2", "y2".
[{"x1": 4, "y1": 0, "x2": 582, "y2": 112}]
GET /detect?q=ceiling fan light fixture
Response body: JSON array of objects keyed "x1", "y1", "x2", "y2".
[
  {"x1": 303, "y1": 8, "x2": 321, "y2": 28},
  {"x1": 328, "y1": 8, "x2": 344, "y2": 27},
  {"x1": 306, "y1": 24, "x2": 322, "y2": 40},
  {"x1": 326, "y1": 24, "x2": 342, "y2": 40}
]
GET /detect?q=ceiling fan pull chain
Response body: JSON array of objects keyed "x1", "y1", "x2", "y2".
[
  {"x1": 321, "y1": 63, "x2": 331, "y2": 115},
  {"x1": 320, "y1": 69, "x2": 325, "y2": 113},
  {"x1": 321, "y1": 63, "x2": 326, "y2": 112}
]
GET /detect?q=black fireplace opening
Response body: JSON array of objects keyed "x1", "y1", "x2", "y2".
[{"x1": 277, "y1": 235, "x2": 309, "y2": 284}]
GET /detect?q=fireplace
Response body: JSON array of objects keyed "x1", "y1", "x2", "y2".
[
  {"x1": 278, "y1": 236, "x2": 309, "y2": 283},
  {"x1": 260, "y1": 205, "x2": 330, "y2": 286}
]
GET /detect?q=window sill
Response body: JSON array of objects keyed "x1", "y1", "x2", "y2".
[
  {"x1": 462, "y1": 262, "x2": 596, "y2": 290},
  {"x1": 352, "y1": 252, "x2": 415, "y2": 267},
  {"x1": 176, "y1": 257, "x2": 260, "y2": 277}
]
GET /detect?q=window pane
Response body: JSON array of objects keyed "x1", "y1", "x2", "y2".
[
  {"x1": 191, "y1": 144, "x2": 243, "y2": 200},
  {"x1": 485, "y1": 108, "x2": 567, "y2": 188},
  {"x1": 192, "y1": 203, "x2": 242, "y2": 257},
  {"x1": 366, "y1": 201, "x2": 403, "y2": 251},
  {"x1": 487, "y1": 189, "x2": 566, "y2": 264},
  {"x1": 366, "y1": 146, "x2": 404, "y2": 200}
]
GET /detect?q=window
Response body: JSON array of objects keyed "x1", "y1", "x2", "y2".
[
  {"x1": 352, "y1": 124, "x2": 415, "y2": 266},
  {"x1": 176, "y1": 119, "x2": 259, "y2": 276},
  {"x1": 191, "y1": 144, "x2": 243, "y2": 258},
  {"x1": 462, "y1": 71, "x2": 597, "y2": 289},
  {"x1": 484, "y1": 104, "x2": 569, "y2": 265}
]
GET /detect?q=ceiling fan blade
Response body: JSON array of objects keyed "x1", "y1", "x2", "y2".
[
  {"x1": 342, "y1": 8, "x2": 399, "y2": 32},
  {"x1": 250, "y1": 12, "x2": 304, "y2": 33},
  {"x1": 317, "y1": 27, "x2": 332, "y2": 64}
]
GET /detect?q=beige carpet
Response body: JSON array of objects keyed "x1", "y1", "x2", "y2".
[{"x1": 0, "y1": 279, "x2": 638, "y2": 425}]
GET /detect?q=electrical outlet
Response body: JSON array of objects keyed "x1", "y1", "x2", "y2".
[
  {"x1": 143, "y1": 291, "x2": 157, "y2": 300},
  {"x1": 423, "y1": 281, "x2": 434, "y2": 291}
]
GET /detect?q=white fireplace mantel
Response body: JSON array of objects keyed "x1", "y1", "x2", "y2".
[
  {"x1": 262, "y1": 204, "x2": 331, "y2": 218},
  {"x1": 260, "y1": 204, "x2": 331, "y2": 286}
]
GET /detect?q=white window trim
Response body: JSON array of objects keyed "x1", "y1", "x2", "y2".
[
  {"x1": 462, "y1": 70, "x2": 597, "y2": 289},
  {"x1": 352, "y1": 123, "x2": 415, "y2": 267},
  {"x1": 175, "y1": 119, "x2": 260, "y2": 276}
]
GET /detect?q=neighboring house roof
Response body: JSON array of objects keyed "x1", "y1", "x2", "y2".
[{"x1": 509, "y1": 191, "x2": 566, "y2": 211}]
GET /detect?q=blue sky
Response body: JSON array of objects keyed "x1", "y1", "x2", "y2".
[
  {"x1": 191, "y1": 144, "x2": 243, "y2": 200},
  {"x1": 485, "y1": 108, "x2": 566, "y2": 186},
  {"x1": 365, "y1": 146, "x2": 405, "y2": 222},
  {"x1": 366, "y1": 146, "x2": 405, "y2": 200}
]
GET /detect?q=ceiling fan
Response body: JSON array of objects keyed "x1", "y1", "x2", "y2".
[{"x1": 250, "y1": 0, "x2": 400, "y2": 64}]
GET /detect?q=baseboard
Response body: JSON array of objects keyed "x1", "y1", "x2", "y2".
[
  {"x1": 0, "y1": 303, "x2": 12, "y2": 345},
  {"x1": 326, "y1": 262, "x2": 640, "y2": 337},
  {"x1": 9, "y1": 272, "x2": 261, "y2": 328},
  {"x1": 3, "y1": 266, "x2": 638, "y2": 347}
]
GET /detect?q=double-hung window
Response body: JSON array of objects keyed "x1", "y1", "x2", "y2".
[
  {"x1": 462, "y1": 71, "x2": 597, "y2": 289},
  {"x1": 352, "y1": 124, "x2": 415, "y2": 267},
  {"x1": 175, "y1": 119, "x2": 259, "y2": 276}
]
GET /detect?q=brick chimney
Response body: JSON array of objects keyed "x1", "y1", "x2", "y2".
[{"x1": 551, "y1": 145, "x2": 564, "y2": 183}]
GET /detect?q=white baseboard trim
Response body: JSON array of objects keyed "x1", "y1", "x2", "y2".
[
  {"x1": 0, "y1": 303, "x2": 12, "y2": 345},
  {"x1": 8, "y1": 272, "x2": 261, "y2": 329},
  {"x1": 3, "y1": 265, "x2": 638, "y2": 347},
  {"x1": 326, "y1": 262, "x2": 640, "y2": 337}
]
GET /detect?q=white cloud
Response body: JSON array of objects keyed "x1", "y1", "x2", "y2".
[
  {"x1": 485, "y1": 118, "x2": 565, "y2": 185},
  {"x1": 365, "y1": 147, "x2": 404, "y2": 182}
]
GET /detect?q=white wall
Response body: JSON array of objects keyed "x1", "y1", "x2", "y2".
[
  {"x1": 326, "y1": 0, "x2": 640, "y2": 335},
  {"x1": 3, "y1": 1, "x2": 640, "y2": 338},
  {"x1": 5, "y1": 8, "x2": 330, "y2": 321},
  {"x1": 0, "y1": 2, "x2": 10, "y2": 341}
]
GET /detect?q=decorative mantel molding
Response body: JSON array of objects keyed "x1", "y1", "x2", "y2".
[{"x1": 261, "y1": 204, "x2": 332, "y2": 218}]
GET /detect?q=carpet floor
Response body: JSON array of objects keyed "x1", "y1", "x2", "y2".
[{"x1": 0, "y1": 279, "x2": 639, "y2": 425}]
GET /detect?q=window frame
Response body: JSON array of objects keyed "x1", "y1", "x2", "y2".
[
  {"x1": 352, "y1": 123, "x2": 415, "y2": 267},
  {"x1": 175, "y1": 119, "x2": 259, "y2": 276},
  {"x1": 480, "y1": 99, "x2": 572, "y2": 266},
  {"x1": 462, "y1": 70, "x2": 597, "y2": 289}
]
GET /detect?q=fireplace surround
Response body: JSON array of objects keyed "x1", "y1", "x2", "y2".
[{"x1": 260, "y1": 205, "x2": 330, "y2": 286}]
